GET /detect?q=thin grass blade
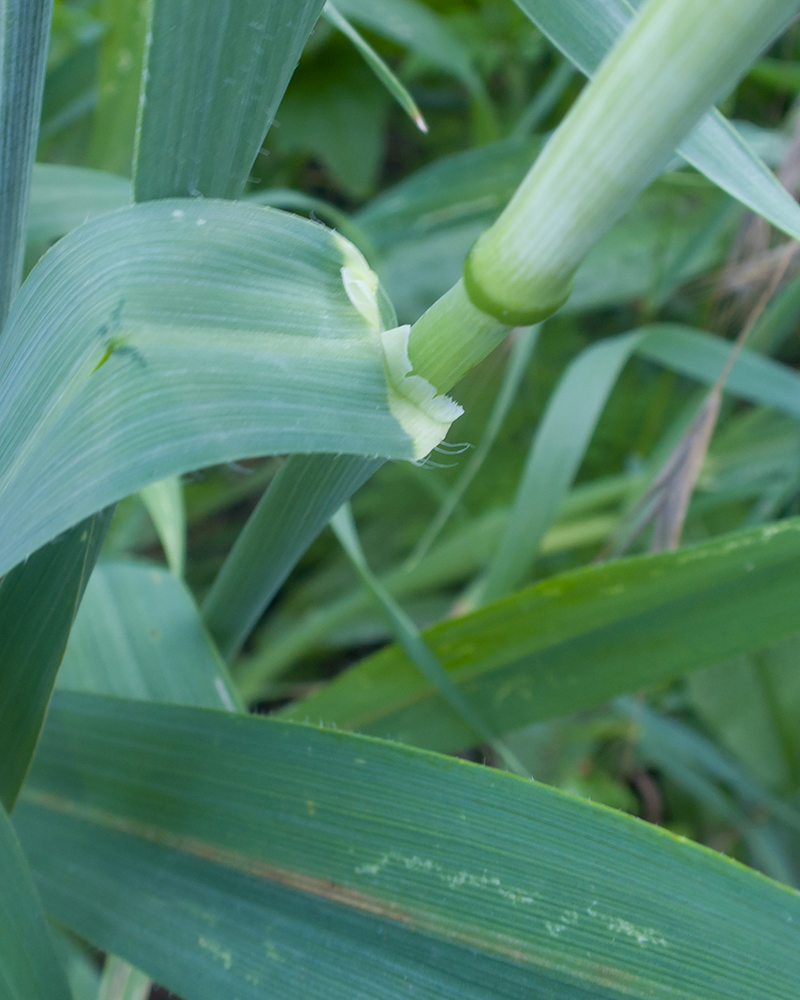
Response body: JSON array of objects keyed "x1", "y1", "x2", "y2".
[
  {"x1": 324, "y1": 3, "x2": 427, "y2": 132},
  {"x1": 0, "y1": 510, "x2": 111, "y2": 812},
  {"x1": 0, "y1": 0, "x2": 55, "y2": 327},
  {"x1": 139, "y1": 477, "x2": 186, "y2": 578},
  {"x1": 204, "y1": 455, "x2": 383, "y2": 662}
]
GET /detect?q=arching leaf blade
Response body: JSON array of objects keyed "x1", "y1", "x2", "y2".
[{"x1": 0, "y1": 199, "x2": 413, "y2": 581}]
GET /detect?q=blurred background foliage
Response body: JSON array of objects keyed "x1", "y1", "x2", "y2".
[{"x1": 39, "y1": 0, "x2": 800, "y2": 887}]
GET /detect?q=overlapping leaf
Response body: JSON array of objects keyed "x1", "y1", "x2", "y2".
[
  {"x1": 0, "y1": 511, "x2": 111, "y2": 811},
  {"x1": 284, "y1": 518, "x2": 800, "y2": 753},
  {"x1": 0, "y1": 199, "x2": 411, "y2": 581},
  {"x1": 58, "y1": 561, "x2": 239, "y2": 709},
  {"x1": 15, "y1": 692, "x2": 800, "y2": 1000},
  {"x1": 0, "y1": 801, "x2": 71, "y2": 1000}
]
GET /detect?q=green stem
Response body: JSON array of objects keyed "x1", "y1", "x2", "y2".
[
  {"x1": 404, "y1": 0, "x2": 796, "y2": 383},
  {"x1": 466, "y1": 0, "x2": 793, "y2": 325},
  {"x1": 406, "y1": 280, "x2": 508, "y2": 394}
]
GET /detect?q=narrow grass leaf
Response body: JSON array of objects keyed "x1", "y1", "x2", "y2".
[
  {"x1": 284, "y1": 518, "x2": 800, "y2": 753},
  {"x1": 204, "y1": 455, "x2": 382, "y2": 662},
  {"x1": 15, "y1": 692, "x2": 800, "y2": 1000},
  {"x1": 324, "y1": 3, "x2": 428, "y2": 132},
  {"x1": 0, "y1": 510, "x2": 111, "y2": 812},
  {"x1": 0, "y1": 0, "x2": 55, "y2": 327},
  {"x1": 332, "y1": 505, "x2": 528, "y2": 775},
  {"x1": 139, "y1": 477, "x2": 186, "y2": 578},
  {"x1": 482, "y1": 324, "x2": 800, "y2": 601},
  {"x1": 237, "y1": 508, "x2": 617, "y2": 698},
  {"x1": 334, "y1": 0, "x2": 485, "y2": 100}
]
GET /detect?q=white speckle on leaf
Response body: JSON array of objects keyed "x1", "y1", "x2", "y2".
[
  {"x1": 606, "y1": 916, "x2": 667, "y2": 947},
  {"x1": 171, "y1": 209, "x2": 185, "y2": 219},
  {"x1": 354, "y1": 851, "x2": 538, "y2": 904},
  {"x1": 198, "y1": 937, "x2": 232, "y2": 969}
]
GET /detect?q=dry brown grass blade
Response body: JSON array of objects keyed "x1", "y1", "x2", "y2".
[{"x1": 603, "y1": 243, "x2": 798, "y2": 558}]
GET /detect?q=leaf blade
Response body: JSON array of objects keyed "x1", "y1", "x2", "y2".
[
  {"x1": 16, "y1": 692, "x2": 800, "y2": 1000},
  {"x1": 0, "y1": 511, "x2": 111, "y2": 811},
  {"x1": 0, "y1": 199, "x2": 413, "y2": 580},
  {"x1": 0, "y1": 800, "x2": 71, "y2": 1000},
  {"x1": 134, "y1": 0, "x2": 327, "y2": 200},
  {"x1": 284, "y1": 518, "x2": 800, "y2": 753},
  {"x1": 0, "y1": 0, "x2": 55, "y2": 326}
]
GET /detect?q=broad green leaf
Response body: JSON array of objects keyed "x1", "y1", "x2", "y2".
[
  {"x1": 134, "y1": 0, "x2": 326, "y2": 201},
  {"x1": 0, "y1": 511, "x2": 111, "y2": 812},
  {"x1": 87, "y1": 0, "x2": 148, "y2": 176},
  {"x1": 139, "y1": 476, "x2": 186, "y2": 578},
  {"x1": 513, "y1": 0, "x2": 800, "y2": 243},
  {"x1": 324, "y1": 3, "x2": 427, "y2": 132},
  {"x1": 481, "y1": 324, "x2": 800, "y2": 602},
  {"x1": 247, "y1": 187, "x2": 375, "y2": 258},
  {"x1": 26, "y1": 163, "x2": 132, "y2": 256},
  {"x1": 58, "y1": 560, "x2": 239, "y2": 710},
  {"x1": 204, "y1": 454, "x2": 382, "y2": 662},
  {"x1": 0, "y1": 0, "x2": 54, "y2": 326},
  {"x1": 283, "y1": 518, "x2": 800, "y2": 753},
  {"x1": 16, "y1": 692, "x2": 800, "y2": 1000},
  {"x1": 0, "y1": 800, "x2": 71, "y2": 1000},
  {"x1": 0, "y1": 199, "x2": 416, "y2": 581},
  {"x1": 57, "y1": 558, "x2": 240, "y2": 1000}
]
